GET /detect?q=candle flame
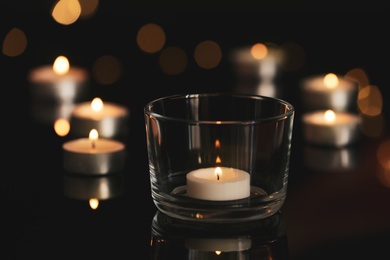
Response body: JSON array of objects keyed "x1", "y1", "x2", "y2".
[
  {"x1": 89, "y1": 129, "x2": 99, "y2": 149},
  {"x1": 215, "y1": 251, "x2": 222, "y2": 255},
  {"x1": 324, "y1": 110, "x2": 336, "y2": 122},
  {"x1": 53, "y1": 55, "x2": 70, "y2": 75},
  {"x1": 91, "y1": 97, "x2": 104, "y2": 112},
  {"x1": 89, "y1": 198, "x2": 99, "y2": 210},
  {"x1": 215, "y1": 167, "x2": 222, "y2": 180},
  {"x1": 323, "y1": 73, "x2": 339, "y2": 89}
]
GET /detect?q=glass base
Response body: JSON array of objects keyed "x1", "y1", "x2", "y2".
[{"x1": 152, "y1": 186, "x2": 286, "y2": 223}]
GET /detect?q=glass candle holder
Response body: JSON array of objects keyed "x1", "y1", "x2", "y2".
[{"x1": 144, "y1": 93, "x2": 295, "y2": 223}]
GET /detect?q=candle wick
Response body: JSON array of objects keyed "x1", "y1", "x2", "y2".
[
  {"x1": 92, "y1": 140, "x2": 96, "y2": 149},
  {"x1": 217, "y1": 174, "x2": 220, "y2": 181}
]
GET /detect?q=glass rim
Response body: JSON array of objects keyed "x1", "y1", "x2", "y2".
[{"x1": 144, "y1": 92, "x2": 295, "y2": 125}]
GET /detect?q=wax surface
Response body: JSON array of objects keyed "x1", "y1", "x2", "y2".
[
  {"x1": 72, "y1": 102, "x2": 128, "y2": 119},
  {"x1": 186, "y1": 167, "x2": 250, "y2": 201},
  {"x1": 62, "y1": 138, "x2": 125, "y2": 153},
  {"x1": 29, "y1": 65, "x2": 87, "y2": 83},
  {"x1": 302, "y1": 111, "x2": 360, "y2": 125},
  {"x1": 302, "y1": 74, "x2": 356, "y2": 92}
]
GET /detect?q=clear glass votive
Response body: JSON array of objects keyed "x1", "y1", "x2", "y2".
[{"x1": 144, "y1": 93, "x2": 295, "y2": 223}]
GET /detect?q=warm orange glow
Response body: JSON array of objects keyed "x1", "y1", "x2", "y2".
[
  {"x1": 251, "y1": 43, "x2": 268, "y2": 60},
  {"x1": 216, "y1": 156, "x2": 222, "y2": 164},
  {"x1": 159, "y1": 47, "x2": 187, "y2": 75},
  {"x1": 54, "y1": 118, "x2": 70, "y2": 136},
  {"x1": 324, "y1": 110, "x2": 336, "y2": 122},
  {"x1": 51, "y1": 0, "x2": 81, "y2": 25},
  {"x1": 137, "y1": 23, "x2": 166, "y2": 54},
  {"x1": 91, "y1": 97, "x2": 103, "y2": 112},
  {"x1": 194, "y1": 40, "x2": 222, "y2": 69},
  {"x1": 323, "y1": 73, "x2": 339, "y2": 89},
  {"x1": 53, "y1": 56, "x2": 70, "y2": 75},
  {"x1": 79, "y1": 0, "x2": 99, "y2": 19},
  {"x1": 2, "y1": 27, "x2": 27, "y2": 57},
  {"x1": 357, "y1": 85, "x2": 383, "y2": 116},
  {"x1": 345, "y1": 67, "x2": 370, "y2": 89},
  {"x1": 89, "y1": 198, "x2": 99, "y2": 210}
]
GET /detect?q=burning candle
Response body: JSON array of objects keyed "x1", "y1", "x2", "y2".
[
  {"x1": 29, "y1": 55, "x2": 89, "y2": 104},
  {"x1": 186, "y1": 166, "x2": 250, "y2": 201},
  {"x1": 300, "y1": 73, "x2": 358, "y2": 112},
  {"x1": 69, "y1": 97, "x2": 129, "y2": 138},
  {"x1": 302, "y1": 109, "x2": 361, "y2": 147},
  {"x1": 63, "y1": 129, "x2": 126, "y2": 174}
]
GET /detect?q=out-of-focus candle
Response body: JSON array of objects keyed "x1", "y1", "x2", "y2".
[
  {"x1": 300, "y1": 73, "x2": 358, "y2": 112},
  {"x1": 63, "y1": 129, "x2": 126, "y2": 174},
  {"x1": 70, "y1": 97, "x2": 129, "y2": 138},
  {"x1": 186, "y1": 166, "x2": 250, "y2": 201},
  {"x1": 302, "y1": 109, "x2": 361, "y2": 147},
  {"x1": 29, "y1": 55, "x2": 89, "y2": 104}
]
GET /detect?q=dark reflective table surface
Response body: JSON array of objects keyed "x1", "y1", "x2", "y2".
[{"x1": 2, "y1": 3, "x2": 390, "y2": 259}]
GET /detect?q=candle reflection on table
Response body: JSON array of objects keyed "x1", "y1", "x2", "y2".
[
  {"x1": 149, "y1": 210, "x2": 288, "y2": 259},
  {"x1": 303, "y1": 144, "x2": 360, "y2": 171},
  {"x1": 63, "y1": 172, "x2": 125, "y2": 210}
]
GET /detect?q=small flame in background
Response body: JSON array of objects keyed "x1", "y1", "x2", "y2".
[{"x1": 2, "y1": 2, "x2": 389, "y2": 189}]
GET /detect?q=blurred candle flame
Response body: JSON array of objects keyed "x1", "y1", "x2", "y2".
[
  {"x1": 53, "y1": 56, "x2": 70, "y2": 75},
  {"x1": 323, "y1": 73, "x2": 339, "y2": 89},
  {"x1": 324, "y1": 110, "x2": 336, "y2": 122},
  {"x1": 91, "y1": 97, "x2": 103, "y2": 112}
]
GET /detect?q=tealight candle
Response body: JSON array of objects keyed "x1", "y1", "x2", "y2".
[
  {"x1": 29, "y1": 55, "x2": 89, "y2": 104},
  {"x1": 300, "y1": 73, "x2": 358, "y2": 112},
  {"x1": 69, "y1": 97, "x2": 129, "y2": 138},
  {"x1": 186, "y1": 166, "x2": 250, "y2": 201},
  {"x1": 185, "y1": 237, "x2": 252, "y2": 252},
  {"x1": 302, "y1": 109, "x2": 361, "y2": 147},
  {"x1": 63, "y1": 129, "x2": 126, "y2": 174}
]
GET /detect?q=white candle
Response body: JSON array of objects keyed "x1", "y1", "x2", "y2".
[
  {"x1": 300, "y1": 73, "x2": 358, "y2": 112},
  {"x1": 302, "y1": 109, "x2": 361, "y2": 147},
  {"x1": 186, "y1": 166, "x2": 250, "y2": 201},
  {"x1": 185, "y1": 237, "x2": 252, "y2": 252},
  {"x1": 63, "y1": 129, "x2": 126, "y2": 174},
  {"x1": 29, "y1": 56, "x2": 89, "y2": 103},
  {"x1": 70, "y1": 97, "x2": 129, "y2": 138}
]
